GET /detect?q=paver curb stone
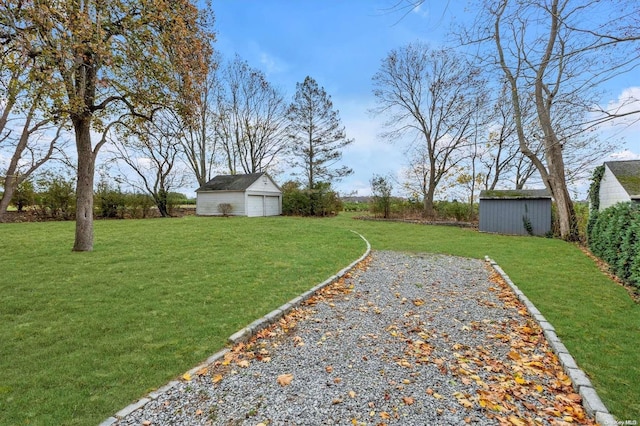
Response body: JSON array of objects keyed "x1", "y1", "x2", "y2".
[
  {"x1": 114, "y1": 397, "x2": 150, "y2": 418},
  {"x1": 98, "y1": 417, "x2": 117, "y2": 426},
  {"x1": 484, "y1": 256, "x2": 615, "y2": 423},
  {"x1": 103, "y1": 231, "x2": 371, "y2": 425}
]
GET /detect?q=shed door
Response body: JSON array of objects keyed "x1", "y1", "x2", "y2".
[
  {"x1": 264, "y1": 196, "x2": 280, "y2": 216},
  {"x1": 247, "y1": 195, "x2": 264, "y2": 217}
]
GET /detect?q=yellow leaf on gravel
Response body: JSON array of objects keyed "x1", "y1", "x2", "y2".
[
  {"x1": 237, "y1": 360, "x2": 250, "y2": 368},
  {"x1": 212, "y1": 374, "x2": 223, "y2": 384},
  {"x1": 182, "y1": 373, "x2": 192, "y2": 381},
  {"x1": 380, "y1": 412, "x2": 391, "y2": 419},
  {"x1": 508, "y1": 415, "x2": 526, "y2": 426},
  {"x1": 349, "y1": 390, "x2": 357, "y2": 398},
  {"x1": 277, "y1": 373, "x2": 294, "y2": 386}
]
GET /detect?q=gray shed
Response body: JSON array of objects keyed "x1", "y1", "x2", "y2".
[
  {"x1": 479, "y1": 189, "x2": 552, "y2": 236},
  {"x1": 196, "y1": 173, "x2": 282, "y2": 217}
]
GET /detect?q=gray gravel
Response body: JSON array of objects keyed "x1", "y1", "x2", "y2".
[{"x1": 113, "y1": 251, "x2": 593, "y2": 426}]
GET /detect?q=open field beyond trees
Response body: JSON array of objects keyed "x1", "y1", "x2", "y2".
[{"x1": 0, "y1": 213, "x2": 638, "y2": 425}]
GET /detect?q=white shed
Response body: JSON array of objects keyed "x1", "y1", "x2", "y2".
[
  {"x1": 599, "y1": 160, "x2": 640, "y2": 211},
  {"x1": 196, "y1": 173, "x2": 282, "y2": 217}
]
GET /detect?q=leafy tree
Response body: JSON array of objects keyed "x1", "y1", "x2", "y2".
[
  {"x1": 11, "y1": 179, "x2": 36, "y2": 212},
  {"x1": 0, "y1": 50, "x2": 68, "y2": 221},
  {"x1": 0, "y1": 0, "x2": 213, "y2": 250},
  {"x1": 287, "y1": 76, "x2": 354, "y2": 190},
  {"x1": 370, "y1": 174, "x2": 393, "y2": 218},
  {"x1": 36, "y1": 172, "x2": 76, "y2": 220}
]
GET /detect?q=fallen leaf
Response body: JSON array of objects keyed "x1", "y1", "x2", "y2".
[
  {"x1": 412, "y1": 299, "x2": 425, "y2": 306},
  {"x1": 142, "y1": 421, "x2": 152, "y2": 426},
  {"x1": 196, "y1": 367, "x2": 208, "y2": 376},
  {"x1": 195, "y1": 409, "x2": 203, "y2": 416},
  {"x1": 508, "y1": 415, "x2": 527, "y2": 426},
  {"x1": 182, "y1": 373, "x2": 192, "y2": 381},
  {"x1": 380, "y1": 412, "x2": 391, "y2": 419},
  {"x1": 212, "y1": 374, "x2": 223, "y2": 384},
  {"x1": 426, "y1": 388, "x2": 434, "y2": 395},
  {"x1": 507, "y1": 351, "x2": 521, "y2": 361},
  {"x1": 334, "y1": 377, "x2": 342, "y2": 384},
  {"x1": 277, "y1": 373, "x2": 293, "y2": 386},
  {"x1": 237, "y1": 360, "x2": 250, "y2": 368},
  {"x1": 403, "y1": 396, "x2": 415, "y2": 405},
  {"x1": 326, "y1": 366, "x2": 334, "y2": 373},
  {"x1": 349, "y1": 390, "x2": 356, "y2": 398}
]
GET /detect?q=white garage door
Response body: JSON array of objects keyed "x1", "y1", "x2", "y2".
[
  {"x1": 247, "y1": 195, "x2": 264, "y2": 217},
  {"x1": 247, "y1": 195, "x2": 281, "y2": 217},
  {"x1": 264, "y1": 196, "x2": 280, "y2": 216}
]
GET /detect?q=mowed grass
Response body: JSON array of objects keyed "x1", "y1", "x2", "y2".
[
  {"x1": 1, "y1": 213, "x2": 638, "y2": 424},
  {"x1": 0, "y1": 216, "x2": 365, "y2": 425}
]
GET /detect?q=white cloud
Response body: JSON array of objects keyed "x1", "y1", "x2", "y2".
[{"x1": 610, "y1": 149, "x2": 640, "y2": 161}]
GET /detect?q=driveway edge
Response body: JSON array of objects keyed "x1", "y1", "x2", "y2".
[{"x1": 485, "y1": 256, "x2": 617, "y2": 426}]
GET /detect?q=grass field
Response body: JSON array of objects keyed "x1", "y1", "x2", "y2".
[{"x1": 0, "y1": 214, "x2": 637, "y2": 424}]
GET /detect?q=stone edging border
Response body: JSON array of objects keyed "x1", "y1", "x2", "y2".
[
  {"x1": 485, "y1": 256, "x2": 617, "y2": 426},
  {"x1": 100, "y1": 230, "x2": 371, "y2": 426}
]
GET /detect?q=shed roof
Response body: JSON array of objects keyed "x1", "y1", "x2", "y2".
[
  {"x1": 479, "y1": 189, "x2": 551, "y2": 199},
  {"x1": 196, "y1": 173, "x2": 271, "y2": 192},
  {"x1": 604, "y1": 160, "x2": 640, "y2": 197}
]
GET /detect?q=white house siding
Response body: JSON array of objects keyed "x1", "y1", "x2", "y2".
[
  {"x1": 599, "y1": 165, "x2": 631, "y2": 211},
  {"x1": 246, "y1": 175, "x2": 281, "y2": 194},
  {"x1": 196, "y1": 191, "x2": 246, "y2": 216}
]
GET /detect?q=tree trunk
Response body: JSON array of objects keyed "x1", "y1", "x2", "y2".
[
  {"x1": 423, "y1": 184, "x2": 436, "y2": 219},
  {"x1": 73, "y1": 116, "x2": 96, "y2": 252},
  {"x1": 0, "y1": 176, "x2": 16, "y2": 222}
]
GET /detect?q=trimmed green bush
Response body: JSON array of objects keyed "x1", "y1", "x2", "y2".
[
  {"x1": 282, "y1": 181, "x2": 342, "y2": 217},
  {"x1": 588, "y1": 202, "x2": 640, "y2": 289}
]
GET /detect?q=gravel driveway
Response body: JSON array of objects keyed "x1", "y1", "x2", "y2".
[{"x1": 113, "y1": 251, "x2": 594, "y2": 426}]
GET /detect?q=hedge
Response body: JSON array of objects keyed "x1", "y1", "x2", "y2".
[{"x1": 588, "y1": 201, "x2": 640, "y2": 289}]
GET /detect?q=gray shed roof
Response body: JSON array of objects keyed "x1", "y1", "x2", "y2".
[
  {"x1": 479, "y1": 189, "x2": 551, "y2": 199},
  {"x1": 196, "y1": 173, "x2": 270, "y2": 192},
  {"x1": 604, "y1": 160, "x2": 640, "y2": 198}
]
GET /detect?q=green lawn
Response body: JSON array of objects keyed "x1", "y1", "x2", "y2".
[{"x1": 0, "y1": 214, "x2": 637, "y2": 424}]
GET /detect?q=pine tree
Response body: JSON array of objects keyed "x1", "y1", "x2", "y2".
[{"x1": 287, "y1": 76, "x2": 354, "y2": 190}]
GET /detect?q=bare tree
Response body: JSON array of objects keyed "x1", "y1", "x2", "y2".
[
  {"x1": 215, "y1": 55, "x2": 289, "y2": 175},
  {"x1": 180, "y1": 54, "x2": 220, "y2": 187},
  {"x1": 467, "y1": 0, "x2": 640, "y2": 240},
  {"x1": 372, "y1": 43, "x2": 486, "y2": 218},
  {"x1": 107, "y1": 111, "x2": 189, "y2": 217}
]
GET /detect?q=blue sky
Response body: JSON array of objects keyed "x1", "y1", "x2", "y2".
[{"x1": 210, "y1": 1, "x2": 639, "y2": 197}]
